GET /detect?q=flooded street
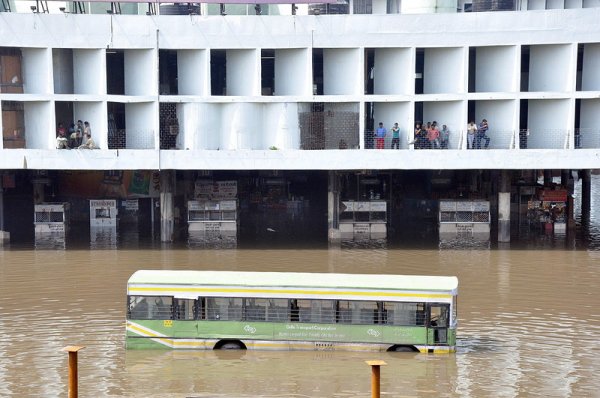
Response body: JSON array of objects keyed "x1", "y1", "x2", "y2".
[
  {"x1": 0, "y1": 177, "x2": 600, "y2": 397},
  {"x1": 1, "y1": 248, "x2": 599, "y2": 397}
]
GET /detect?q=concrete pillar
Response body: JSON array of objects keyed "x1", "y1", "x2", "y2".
[
  {"x1": 498, "y1": 170, "x2": 511, "y2": 243},
  {"x1": 33, "y1": 181, "x2": 45, "y2": 205},
  {"x1": 543, "y1": 169, "x2": 553, "y2": 187},
  {"x1": 561, "y1": 170, "x2": 570, "y2": 187},
  {"x1": 581, "y1": 169, "x2": 591, "y2": 227},
  {"x1": 160, "y1": 170, "x2": 175, "y2": 242},
  {"x1": 0, "y1": 184, "x2": 8, "y2": 246},
  {"x1": 561, "y1": 170, "x2": 576, "y2": 231},
  {"x1": 327, "y1": 171, "x2": 341, "y2": 244}
]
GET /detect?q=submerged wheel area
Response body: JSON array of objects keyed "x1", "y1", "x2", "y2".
[
  {"x1": 387, "y1": 345, "x2": 418, "y2": 352},
  {"x1": 214, "y1": 340, "x2": 247, "y2": 350}
]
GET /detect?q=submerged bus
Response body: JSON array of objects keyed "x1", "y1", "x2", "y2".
[{"x1": 126, "y1": 270, "x2": 458, "y2": 353}]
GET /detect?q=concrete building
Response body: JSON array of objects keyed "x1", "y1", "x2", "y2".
[{"x1": 0, "y1": 2, "x2": 599, "y2": 245}]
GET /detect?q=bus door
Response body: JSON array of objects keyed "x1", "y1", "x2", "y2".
[{"x1": 427, "y1": 303, "x2": 449, "y2": 345}]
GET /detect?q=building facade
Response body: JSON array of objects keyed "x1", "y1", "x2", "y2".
[{"x1": 1, "y1": 4, "x2": 599, "y2": 244}]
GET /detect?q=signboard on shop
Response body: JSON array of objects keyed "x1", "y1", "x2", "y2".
[{"x1": 194, "y1": 180, "x2": 237, "y2": 200}]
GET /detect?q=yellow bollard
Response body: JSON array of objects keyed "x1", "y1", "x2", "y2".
[
  {"x1": 365, "y1": 360, "x2": 387, "y2": 398},
  {"x1": 63, "y1": 345, "x2": 85, "y2": 398}
]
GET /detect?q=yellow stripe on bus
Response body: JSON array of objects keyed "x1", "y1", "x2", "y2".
[{"x1": 128, "y1": 286, "x2": 452, "y2": 299}]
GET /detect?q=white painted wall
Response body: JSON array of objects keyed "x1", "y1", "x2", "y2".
[
  {"x1": 527, "y1": 99, "x2": 570, "y2": 149},
  {"x1": 227, "y1": 50, "x2": 259, "y2": 96},
  {"x1": 475, "y1": 46, "x2": 517, "y2": 92},
  {"x1": 374, "y1": 48, "x2": 412, "y2": 95},
  {"x1": 578, "y1": 99, "x2": 600, "y2": 148},
  {"x1": 323, "y1": 49, "x2": 361, "y2": 95},
  {"x1": 372, "y1": 0, "x2": 388, "y2": 14},
  {"x1": 73, "y1": 102, "x2": 106, "y2": 149},
  {"x1": 402, "y1": 0, "x2": 458, "y2": 13},
  {"x1": 423, "y1": 101, "x2": 463, "y2": 149},
  {"x1": 275, "y1": 49, "x2": 311, "y2": 96},
  {"x1": 565, "y1": 0, "x2": 583, "y2": 8},
  {"x1": 22, "y1": 48, "x2": 52, "y2": 94},
  {"x1": 582, "y1": 43, "x2": 600, "y2": 91},
  {"x1": 125, "y1": 102, "x2": 156, "y2": 149},
  {"x1": 220, "y1": 103, "x2": 262, "y2": 149},
  {"x1": 196, "y1": 103, "x2": 221, "y2": 150},
  {"x1": 583, "y1": 0, "x2": 600, "y2": 7},
  {"x1": 262, "y1": 102, "x2": 300, "y2": 149},
  {"x1": 529, "y1": 44, "x2": 572, "y2": 91},
  {"x1": 474, "y1": 100, "x2": 516, "y2": 149},
  {"x1": 178, "y1": 50, "x2": 208, "y2": 96},
  {"x1": 528, "y1": 0, "x2": 547, "y2": 9},
  {"x1": 373, "y1": 102, "x2": 412, "y2": 149},
  {"x1": 52, "y1": 49, "x2": 74, "y2": 94},
  {"x1": 547, "y1": 0, "x2": 566, "y2": 9},
  {"x1": 24, "y1": 101, "x2": 53, "y2": 149},
  {"x1": 74, "y1": 49, "x2": 105, "y2": 95},
  {"x1": 124, "y1": 50, "x2": 156, "y2": 96},
  {"x1": 424, "y1": 47, "x2": 464, "y2": 94}
]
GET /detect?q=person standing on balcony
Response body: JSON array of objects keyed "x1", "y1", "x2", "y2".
[
  {"x1": 391, "y1": 122, "x2": 400, "y2": 149},
  {"x1": 477, "y1": 119, "x2": 490, "y2": 149},
  {"x1": 76, "y1": 120, "x2": 84, "y2": 146},
  {"x1": 56, "y1": 123, "x2": 68, "y2": 149},
  {"x1": 429, "y1": 121, "x2": 441, "y2": 149},
  {"x1": 440, "y1": 124, "x2": 450, "y2": 149},
  {"x1": 375, "y1": 122, "x2": 386, "y2": 149},
  {"x1": 83, "y1": 121, "x2": 92, "y2": 141},
  {"x1": 467, "y1": 121, "x2": 477, "y2": 149}
]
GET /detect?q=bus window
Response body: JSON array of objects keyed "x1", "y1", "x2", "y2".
[
  {"x1": 175, "y1": 299, "x2": 196, "y2": 320},
  {"x1": 429, "y1": 304, "x2": 449, "y2": 328},
  {"x1": 267, "y1": 299, "x2": 289, "y2": 322},
  {"x1": 383, "y1": 302, "x2": 426, "y2": 326},
  {"x1": 206, "y1": 297, "x2": 243, "y2": 321},
  {"x1": 128, "y1": 296, "x2": 173, "y2": 320},
  {"x1": 245, "y1": 298, "x2": 267, "y2": 321},
  {"x1": 297, "y1": 299, "x2": 335, "y2": 323},
  {"x1": 337, "y1": 300, "x2": 379, "y2": 325}
]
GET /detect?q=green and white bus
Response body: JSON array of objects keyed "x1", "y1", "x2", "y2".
[{"x1": 126, "y1": 270, "x2": 458, "y2": 353}]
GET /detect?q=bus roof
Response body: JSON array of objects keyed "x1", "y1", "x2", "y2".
[{"x1": 128, "y1": 270, "x2": 458, "y2": 294}]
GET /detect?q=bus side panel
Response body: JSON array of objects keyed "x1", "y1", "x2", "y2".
[
  {"x1": 128, "y1": 320, "x2": 200, "y2": 338},
  {"x1": 381, "y1": 326, "x2": 427, "y2": 345},
  {"x1": 126, "y1": 337, "x2": 172, "y2": 350},
  {"x1": 197, "y1": 321, "x2": 274, "y2": 340},
  {"x1": 447, "y1": 328, "x2": 456, "y2": 346}
]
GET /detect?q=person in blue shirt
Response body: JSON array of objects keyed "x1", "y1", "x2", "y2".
[{"x1": 375, "y1": 122, "x2": 386, "y2": 149}]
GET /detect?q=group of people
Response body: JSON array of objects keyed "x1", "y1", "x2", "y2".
[
  {"x1": 56, "y1": 120, "x2": 96, "y2": 149},
  {"x1": 413, "y1": 121, "x2": 451, "y2": 150},
  {"x1": 466, "y1": 119, "x2": 490, "y2": 149},
  {"x1": 373, "y1": 119, "x2": 490, "y2": 150},
  {"x1": 374, "y1": 122, "x2": 403, "y2": 149},
  {"x1": 374, "y1": 121, "x2": 451, "y2": 150}
]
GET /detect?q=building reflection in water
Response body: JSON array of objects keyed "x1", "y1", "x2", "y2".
[
  {"x1": 34, "y1": 232, "x2": 66, "y2": 250},
  {"x1": 90, "y1": 227, "x2": 118, "y2": 250},
  {"x1": 187, "y1": 231, "x2": 237, "y2": 249}
]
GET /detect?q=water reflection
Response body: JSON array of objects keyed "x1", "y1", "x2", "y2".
[
  {"x1": 34, "y1": 232, "x2": 66, "y2": 250},
  {"x1": 90, "y1": 227, "x2": 118, "y2": 250},
  {"x1": 187, "y1": 231, "x2": 237, "y2": 249}
]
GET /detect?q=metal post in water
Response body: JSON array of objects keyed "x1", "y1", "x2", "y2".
[
  {"x1": 365, "y1": 360, "x2": 386, "y2": 398},
  {"x1": 63, "y1": 345, "x2": 85, "y2": 398}
]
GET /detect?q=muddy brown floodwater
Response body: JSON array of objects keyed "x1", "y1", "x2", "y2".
[
  {"x1": 1, "y1": 176, "x2": 600, "y2": 397},
  {"x1": 1, "y1": 246, "x2": 600, "y2": 397}
]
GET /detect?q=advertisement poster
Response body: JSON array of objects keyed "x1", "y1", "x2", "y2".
[{"x1": 59, "y1": 171, "x2": 160, "y2": 199}]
